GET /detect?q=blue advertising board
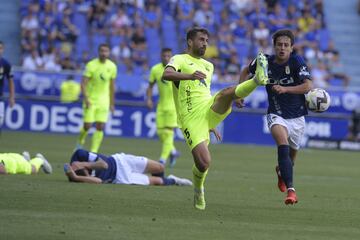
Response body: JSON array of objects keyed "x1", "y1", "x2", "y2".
[
  {"x1": 2, "y1": 99, "x2": 349, "y2": 146},
  {"x1": 10, "y1": 70, "x2": 360, "y2": 114}
]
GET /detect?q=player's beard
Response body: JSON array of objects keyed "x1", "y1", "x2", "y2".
[{"x1": 194, "y1": 47, "x2": 206, "y2": 57}]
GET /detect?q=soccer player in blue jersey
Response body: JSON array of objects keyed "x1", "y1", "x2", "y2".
[
  {"x1": 0, "y1": 41, "x2": 15, "y2": 130},
  {"x1": 64, "y1": 149, "x2": 192, "y2": 186},
  {"x1": 240, "y1": 29, "x2": 312, "y2": 205}
]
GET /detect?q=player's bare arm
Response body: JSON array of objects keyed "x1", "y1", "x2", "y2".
[
  {"x1": 272, "y1": 79, "x2": 312, "y2": 94},
  {"x1": 110, "y1": 78, "x2": 115, "y2": 113},
  {"x1": 162, "y1": 67, "x2": 206, "y2": 81},
  {"x1": 81, "y1": 76, "x2": 90, "y2": 108},
  {"x1": 146, "y1": 82, "x2": 156, "y2": 109}
]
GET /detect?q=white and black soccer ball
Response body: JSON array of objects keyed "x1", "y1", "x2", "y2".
[{"x1": 305, "y1": 88, "x2": 331, "y2": 113}]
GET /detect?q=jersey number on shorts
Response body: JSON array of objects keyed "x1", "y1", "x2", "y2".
[{"x1": 184, "y1": 128, "x2": 193, "y2": 145}]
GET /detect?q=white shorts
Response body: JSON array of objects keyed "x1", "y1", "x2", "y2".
[
  {"x1": 266, "y1": 113, "x2": 305, "y2": 150},
  {"x1": 0, "y1": 101, "x2": 4, "y2": 128},
  {"x1": 112, "y1": 153, "x2": 150, "y2": 185}
]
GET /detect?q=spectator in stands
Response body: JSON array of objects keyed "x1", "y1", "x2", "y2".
[
  {"x1": 311, "y1": 60, "x2": 329, "y2": 88},
  {"x1": 224, "y1": 52, "x2": 241, "y2": 83},
  {"x1": 21, "y1": 4, "x2": 39, "y2": 37},
  {"x1": 177, "y1": 0, "x2": 195, "y2": 35},
  {"x1": 22, "y1": 50, "x2": 43, "y2": 70},
  {"x1": 327, "y1": 52, "x2": 350, "y2": 86},
  {"x1": 111, "y1": 41, "x2": 132, "y2": 69},
  {"x1": 298, "y1": 9, "x2": 316, "y2": 33},
  {"x1": 204, "y1": 35, "x2": 219, "y2": 60},
  {"x1": 21, "y1": 31, "x2": 38, "y2": 55},
  {"x1": 39, "y1": 15, "x2": 57, "y2": 49},
  {"x1": 57, "y1": 7, "x2": 79, "y2": 43},
  {"x1": 131, "y1": 26, "x2": 147, "y2": 49},
  {"x1": 286, "y1": 4, "x2": 301, "y2": 29},
  {"x1": 110, "y1": 8, "x2": 131, "y2": 35},
  {"x1": 268, "y1": 3, "x2": 289, "y2": 32},
  {"x1": 253, "y1": 21, "x2": 270, "y2": 43},
  {"x1": 88, "y1": 0, "x2": 109, "y2": 34},
  {"x1": 257, "y1": 38, "x2": 272, "y2": 55},
  {"x1": 144, "y1": 1, "x2": 162, "y2": 29},
  {"x1": 43, "y1": 47, "x2": 62, "y2": 72},
  {"x1": 60, "y1": 56, "x2": 77, "y2": 71},
  {"x1": 193, "y1": 2, "x2": 214, "y2": 29},
  {"x1": 231, "y1": 16, "x2": 250, "y2": 43}
]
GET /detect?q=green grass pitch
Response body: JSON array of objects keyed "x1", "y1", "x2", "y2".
[{"x1": 0, "y1": 131, "x2": 359, "y2": 240}]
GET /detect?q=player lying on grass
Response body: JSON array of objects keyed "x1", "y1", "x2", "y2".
[
  {"x1": 0, "y1": 151, "x2": 52, "y2": 175},
  {"x1": 64, "y1": 149, "x2": 192, "y2": 186}
]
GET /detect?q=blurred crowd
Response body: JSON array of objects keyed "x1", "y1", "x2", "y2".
[{"x1": 20, "y1": 0, "x2": 350, "y2": 87}]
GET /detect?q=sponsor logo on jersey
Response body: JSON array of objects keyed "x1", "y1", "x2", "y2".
[{"x1": 285, "y1": 65, "x2": 290, "y2": 74}]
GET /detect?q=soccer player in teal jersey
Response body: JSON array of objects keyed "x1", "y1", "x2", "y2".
[
  {"x1": 162, "y1": 27, "x2": 269, "y2": 210},
  {"x1": 146, "y1": 48, "x2": 180, "y2": 167},
  {"x1": 76, "y1": 44, "x2": 117, "y2": 153}
]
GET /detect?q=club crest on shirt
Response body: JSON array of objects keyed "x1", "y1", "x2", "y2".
[
  {"x1": 299, "y1": 66, "x2": 310, "y2": 76},
  {"x1": 285, "y1": 65, "x2": 290, "y2": 75}
]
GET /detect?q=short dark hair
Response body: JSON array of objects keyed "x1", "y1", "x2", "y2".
[
  {"x1": 161, "y1": 48, "x2": 172, "y2": 53},
  {"x1": 98, "y1": 43, "x2": 110, "y2": 51},
  {"x1": 186, "y1": 27, "x2": 209, "y2": 43},
  {"x1": 0, "y1": 41, "x2": 3, "y2": 46},
  {"x1": 272, "y1": 29, "x2": 295, "y2": 46}
]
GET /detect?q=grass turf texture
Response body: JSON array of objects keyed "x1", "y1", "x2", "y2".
[{"x1": 0, "y1": 131, "x2": 359, "y2": 240}]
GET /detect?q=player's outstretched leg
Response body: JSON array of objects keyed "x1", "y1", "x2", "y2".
[{"x1": 234, "y1": 52, "x2": 268, "y2": 99}]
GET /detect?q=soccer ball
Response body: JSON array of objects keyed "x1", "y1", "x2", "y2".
[{"x1": 305, "y1": 88, "x2": 331, "y2": 113}]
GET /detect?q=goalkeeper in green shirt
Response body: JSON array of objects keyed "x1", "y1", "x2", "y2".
[
  {"x1": 146, "y1": 48, "x2": 180, "y2": 168},
  {"x1": 76, "y1": 44, "x2": 117, "y2": 153}
]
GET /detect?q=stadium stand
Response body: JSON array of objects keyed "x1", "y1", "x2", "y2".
[{"x1": 17, "y1": 0, "x2": 358, "y2": 87}]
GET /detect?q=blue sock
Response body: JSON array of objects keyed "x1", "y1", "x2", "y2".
[
  {"x1": 162, "y1": 177, "x2": 176, "y2": 185},
  {"x1": 278, "y1": 145, "x2": 293, "y2": 188}
]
